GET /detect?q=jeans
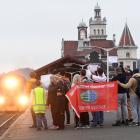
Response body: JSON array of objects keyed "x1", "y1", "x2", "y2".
[
  {"x1": 35, "y1": 113, "x2": 48, "y2": 129},
  {"x1": 127, "y1": 98, "x2": 133, "y2": 120},
  {"x1": 117, "y1": 94, "x2": 128, "y2": 121},
  {"x1": 92, "y1": 111, "x2": 104, "y2": 125},
  {"x1": 130, "y1": 95, "x2": 140, "y2": 123}
]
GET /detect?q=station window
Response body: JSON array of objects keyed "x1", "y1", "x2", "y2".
[
  {"x1": 126, "y1": 52, "x2": 130, "y2": 58},
  {"x1": 94, "y1": 29, "x2": 96, "y2": 35},
  {"x1": 133, "y1": 61, "x2": 136, "y2": 70},
  {"x1": 98, "y1": 29, "x2": 100, "y2": 35},
  {"x1": 102, "y1": 29, "x2": 104, "y2": 35}
]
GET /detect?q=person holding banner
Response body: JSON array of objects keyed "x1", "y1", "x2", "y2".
[
  {"x1": 91, "y1": 67, "x2": 106, "y2": 127},
  {"x1": 66, "y1": 68, "x2": 118, "y2": 128},
  {"x1": 79, "y1": 69, "x2": 90, "y2": 128},
  {"x1": 71, "y1": 74, "x2": 81, "y2": 128}
]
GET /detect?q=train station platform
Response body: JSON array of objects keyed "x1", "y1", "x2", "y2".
[{"x1": 1, "y1": 109, "x2": 140, "y2": 140}]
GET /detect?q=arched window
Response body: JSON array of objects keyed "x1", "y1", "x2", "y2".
[
  {"x1": 120, "y1": 62, "x2": 123, "y2": 67},
  {"x1": 126, "y1": 52, "x2": 130, "y2": 58},
  {"x1": 133, "y1": 61, "x2": 136, "y2": 69},
  {"x1": 102, "y1": 29, "x2": 104, "y2": 35},
  {"x1": 98, "y1": 29, "x2": 100, "y2": 35},
  {"x1": 94, "y1": 29, "x2": 96, "y2": 35}
]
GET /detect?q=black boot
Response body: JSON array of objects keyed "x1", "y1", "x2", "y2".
[
  {"x1": 124, "y1": 119, "x2": 129, "y2": 126},
  {"x1": 112, "y1": 121, "x2": 121, "y2": 126}
]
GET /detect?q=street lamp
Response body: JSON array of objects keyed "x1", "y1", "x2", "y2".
[{"x1": 91, "y1": 46, "x2": 117, "y2": 82}]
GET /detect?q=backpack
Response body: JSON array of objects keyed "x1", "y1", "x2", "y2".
[{"x1": 133, "y1": 77, "x2": 140, "y2": 98}]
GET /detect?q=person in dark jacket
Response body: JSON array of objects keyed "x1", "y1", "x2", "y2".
[
  {"x1": 118, "y1": 69, "x2": 140, "y2": 126},
  {"x1": 55, "y1": 74, "x2": 67, "y2": 130},
  {"x1": 47, "y1": 75, "x2": 59, "y2": 129},
  {"x1": 62, "y1": 73, "x2": 71, "y2": 125},
  {"x1": 112, "y1": 67, "x2": 129, "y2": 126},
  {"x1": 124, "y1": 66, "x2": 133, "y2": 122}
]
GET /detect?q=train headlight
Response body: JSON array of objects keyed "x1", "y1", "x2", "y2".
[
  {"x1": 18, "y1": 95, "x2": 29, "y2": 106},
  {"x1": 4, "y1": 77, "x2": 19, "y2": 89},
  {"x1": 0, "y1": 96, "x2": 5, "y2": 105}
]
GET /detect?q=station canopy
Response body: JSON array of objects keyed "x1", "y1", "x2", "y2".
[{"x1": 35, "y1": 56, "x2": 88, "y2": 78}]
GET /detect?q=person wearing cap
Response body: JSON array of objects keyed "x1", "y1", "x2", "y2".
[{"x1": 112, "y1": 67, "x2": 129, "y2": 126}]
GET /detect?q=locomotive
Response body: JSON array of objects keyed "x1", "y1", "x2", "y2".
[{"x1": 0, "y1": 73, "x2": 29, "y2": 112}]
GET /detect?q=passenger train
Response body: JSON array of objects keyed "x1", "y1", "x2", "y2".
[{"x1": 0, "y1": 73, "x2": 29, "y2": 112}]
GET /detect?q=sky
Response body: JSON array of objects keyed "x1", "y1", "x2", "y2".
[{"x1": 0, "y1": 0, "x2": 139, "y2": 73}]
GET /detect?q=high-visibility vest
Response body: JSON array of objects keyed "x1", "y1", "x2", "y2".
[{"x1": 33, "y1": 87, "x2": 46, "y2": 113}]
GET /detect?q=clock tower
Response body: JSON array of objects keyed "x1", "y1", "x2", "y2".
[{"x1": 77, "y1": 20, "x2": 87, "y2": 40}]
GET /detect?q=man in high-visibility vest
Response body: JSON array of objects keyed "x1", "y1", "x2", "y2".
[{"x1": 31, "y1": 80, "x2": 48, "y2": 131}]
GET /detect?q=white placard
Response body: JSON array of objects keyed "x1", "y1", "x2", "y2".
[
  {"x1": 40, "y1": 74, "x2": 52, "y2": 89},
  {"x1": 108, "y1": 56, "x2": 118, "y2": 64}
]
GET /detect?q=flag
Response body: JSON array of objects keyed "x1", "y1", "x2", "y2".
[
  {"x1": 66, "y1": 85, "x2": 80, "y2": 118},
  {"x1": 66, "y1": 81, "x2": 118, "y2": 118}
]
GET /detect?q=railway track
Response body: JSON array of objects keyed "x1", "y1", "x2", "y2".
[{"x1": 0, "y1": 112, "x2": 22, "y2": 136}]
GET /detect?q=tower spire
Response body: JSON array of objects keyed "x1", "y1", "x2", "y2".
[
  {"x1": 119, "y1": 23, "x2": 135, "y2": 47},
  {"x1": 94, "y1": 3, "x2": 101, "y2": 18}
]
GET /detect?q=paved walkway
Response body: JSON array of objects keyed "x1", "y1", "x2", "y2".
[{"x1": 1, "y1": 109, "x2": 140, "y2": 140}]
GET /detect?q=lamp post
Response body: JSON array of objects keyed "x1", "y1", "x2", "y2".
[
  {"x1": 63, "y1": 63, "x2": 87, "y2": 82},
  {"x1": 91, "y1": 46, "x2": 117, "y2": 82}
]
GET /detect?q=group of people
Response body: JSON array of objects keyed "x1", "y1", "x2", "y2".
[
  {"x1": 112, "y1": 66, "x2": 140, "y2": 126},
  {"x1": 72, "y1": 67, "x2": 107, "y2": 128},
  {"x1": 26, "y1": 64, "x2": 140, "y2": 131},
  {"x1": 47, "y1": 73, "x2": 71, "y2": 130},
  {"x1": 26, "y1": 71, "x2": 71, "y2": 131}
]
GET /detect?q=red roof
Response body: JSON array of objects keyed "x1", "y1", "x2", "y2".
[
  {"x1": 63, "y1": 39, "x2": 117, "y2": 57},
  {"x1": 90, "y1": 39, "x2": 114, "y2": 48},
  {"x1": 119, "y1": 24, "x2": 135, "y2": 47},
  {"x1": 64, "y1": 41, "x2": 78, "y2": 56}
]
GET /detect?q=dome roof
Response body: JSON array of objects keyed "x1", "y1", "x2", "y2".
[{"x1": 78, "y1": 20, "x2": 87, "y2": 28}]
